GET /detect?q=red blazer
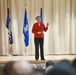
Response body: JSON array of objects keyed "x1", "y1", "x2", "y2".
[{"x1": 32, "y1": 22, "x2": 48, "y2": 38}]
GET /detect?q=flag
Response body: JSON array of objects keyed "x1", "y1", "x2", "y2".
[
  {"x1": 6, "y1": 7, "x2": 13, "y2": 45},
  {"x1": 23, "y1": 9, "x2": 29, "y2": 46},
  {"x1": 40, "y1": 8, "x2": 43, "y2": 22},
  {"x1": 6, "y1": 8, "x2": 10, "y2": 29}
]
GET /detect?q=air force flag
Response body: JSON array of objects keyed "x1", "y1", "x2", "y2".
[
  {"x1": 23, "y1": 9, "x2": 29, "y2": 46},
  {"x1": 6, "y1": 7, "x2": 13, "y2": 45}
]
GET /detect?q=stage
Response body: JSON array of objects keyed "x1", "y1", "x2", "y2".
[{"x1": 0, "y1": 55, "x2": 76, "y2": 64}]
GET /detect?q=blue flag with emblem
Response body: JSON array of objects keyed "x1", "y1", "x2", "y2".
[
  {"x1": 40, "y1": 8, "x2": 43, "y2": 22},
  {"x1": 23, "y1": 9, "x2": 29, "y2": 46},
  {"x1": 6, "y1": 7, "x2": 13, "y2": 45}
]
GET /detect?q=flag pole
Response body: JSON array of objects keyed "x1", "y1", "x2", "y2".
[
  {"x1": 6, "y1": 1, "x2": 13, "y2": 56},
  {"x1": 22, "y1": 3, "x2": 27, "y2": 56},
  {"x1": 24, "y1": 4, "x2": 27, "y2": 56},
  {"x1": 23, "y1": 4, "x2": 29, "y2": 56},
  {"x1": 24, "y1": 46, "x2": 27, "y2": 56}
]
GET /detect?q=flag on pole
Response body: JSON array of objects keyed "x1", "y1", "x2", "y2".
[
  {"x1": 23, "y1": 9, "x2": 29, "y2": 46},
  {"x1": 40, "y1": 8, "x2": 43, "y2": 22},
  {"x1": 6, "y1": 7, "x2": 13, "y2": 45}
]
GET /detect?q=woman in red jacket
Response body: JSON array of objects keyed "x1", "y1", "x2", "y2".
[{"x1": 32, "y1": 16, "x2": 49, "y2": 60}]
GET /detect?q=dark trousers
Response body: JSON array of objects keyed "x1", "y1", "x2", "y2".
[{"x1": 34, "y1": 38, "x2": 44, "y2": 60}]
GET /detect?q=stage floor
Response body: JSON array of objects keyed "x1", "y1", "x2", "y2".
[{"x1": 0, "y1": 55, "x2": 76, "y2": 64}]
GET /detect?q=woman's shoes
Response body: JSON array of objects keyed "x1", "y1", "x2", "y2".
[
  {"x1": 35, "y1": 58, "x2": 45, "y2": 60},
  {"x1": 41, "y1": 59, "x2": 45, "y2": 60}
]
